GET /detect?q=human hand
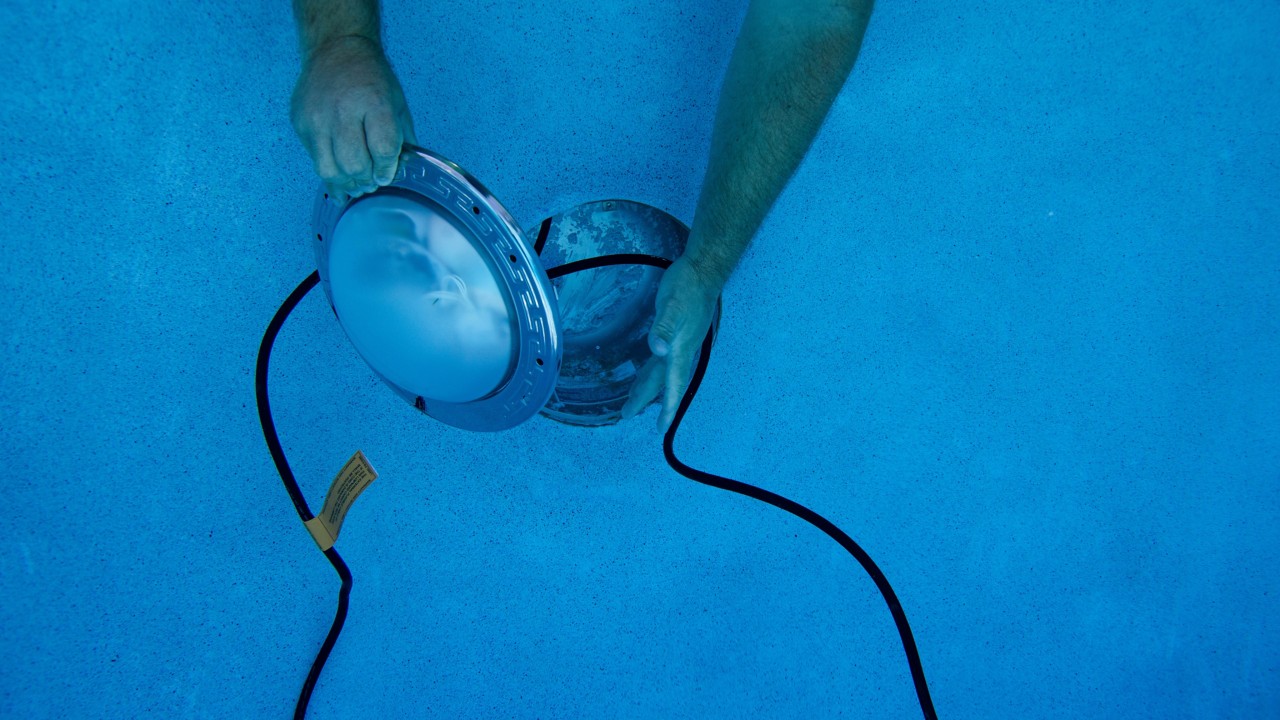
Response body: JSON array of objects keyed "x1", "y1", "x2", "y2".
[
  {"x1": 290, "y1": 35, "x2": 417, "y2": 203},
  {"x1": 620, "y1": 255, "x2": 722, "y2": 433}
]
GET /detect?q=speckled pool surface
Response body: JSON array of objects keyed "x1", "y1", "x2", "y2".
[{"x1": 1, "y1": 1, "x2": 1277, "y2": 718}]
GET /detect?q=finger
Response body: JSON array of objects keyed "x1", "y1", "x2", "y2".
[
  {"x1": 658, "y1": 338, "x2": 698, "y2": 432},
  {"x1": 648, "y1": 321, "x2": 674, "y2": 358},
  {"x1": 400, "y1": 109, "x2": 418, "y2": 147},
  {"x1": 365, "y1": 107, "x2": 402, "y2": 186},
  {"x1": 311, "y1": 134, "x2": 342, "y2": 187},
  {"x1": 621, "y1": 355, "x2": 665, "y2": 419},
  {"x1": 325, "y1": 182, "x2": 349, "y2": 205},
  {"x1": 342, "y1": 176, "x2": 372, "y2": 200},
  {"x1": 333, "y1": 120, "x2": 375, "y2": 191},
  {"x1": 648, "y1": 295, "x2": 680, "y2": 358}
]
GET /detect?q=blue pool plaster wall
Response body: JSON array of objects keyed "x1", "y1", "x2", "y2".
[{"x1": 1, "y1": 1, "x2": 1277, "y2": 718}]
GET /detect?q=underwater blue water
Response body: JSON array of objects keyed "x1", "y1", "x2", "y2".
[{"x1": 1, "y1": 1, "x2": 1277, "y2": 718}]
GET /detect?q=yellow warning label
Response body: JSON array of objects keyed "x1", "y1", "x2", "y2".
[{"x1": 305, "y1": 450, "x2": 378, "y2": 551}]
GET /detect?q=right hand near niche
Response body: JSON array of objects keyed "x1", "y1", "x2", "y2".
[{"x1": 290, "y1": 35, "x2": 418, "y2": 203}]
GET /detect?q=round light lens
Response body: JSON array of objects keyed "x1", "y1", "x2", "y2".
[{"x1": 327, "y1": 193, "x2": 516, "y2": 403}]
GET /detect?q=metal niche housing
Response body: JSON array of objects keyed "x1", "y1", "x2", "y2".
[{"x1": 530, "y1": 199, "x2": 721, "y2": 426}]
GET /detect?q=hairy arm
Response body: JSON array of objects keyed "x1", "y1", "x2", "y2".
[
  {"x1": 292, "y1": 0, "x2": 381, "y2": 55},
  {"x1": 684, "y1": 0, "x2": 873, "y2": 287}
]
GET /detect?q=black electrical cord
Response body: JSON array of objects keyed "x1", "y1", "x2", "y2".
[
  {"x1": 256, "y1": 257, "x2": 937, "y2": 720},
  {"x1": 550, "y1": 254, "x2": 937, "y2": 719},
  {"x1": 255, "y1": 270, "x2": 351, "y2": 720}
]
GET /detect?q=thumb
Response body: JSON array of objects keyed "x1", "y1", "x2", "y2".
[
  {"x1": 648, "y1": 330, "x2": 671, "y2": 358},
  {"x1": 650, "y1": 297, "x2": 680, "y2": 356},
  {"x1": 648, "y1": 304, "x2": 677, "y2": 357}
]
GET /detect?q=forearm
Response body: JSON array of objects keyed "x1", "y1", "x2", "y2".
[
  {"x1": 292, "y1": 0, "x2": 382, "y2": 57},
  {"x1": 684, "y1": 0, "x2": 873, "y2": 288}
]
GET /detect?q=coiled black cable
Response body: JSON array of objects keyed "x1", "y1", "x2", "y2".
[{"x1": 256, "y1": 257, "x2": 937, "y2": 719}]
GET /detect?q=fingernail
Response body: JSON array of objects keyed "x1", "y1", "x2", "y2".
[{"x1": 651, "y1": 337, "x2": 670, "y2": 357}]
